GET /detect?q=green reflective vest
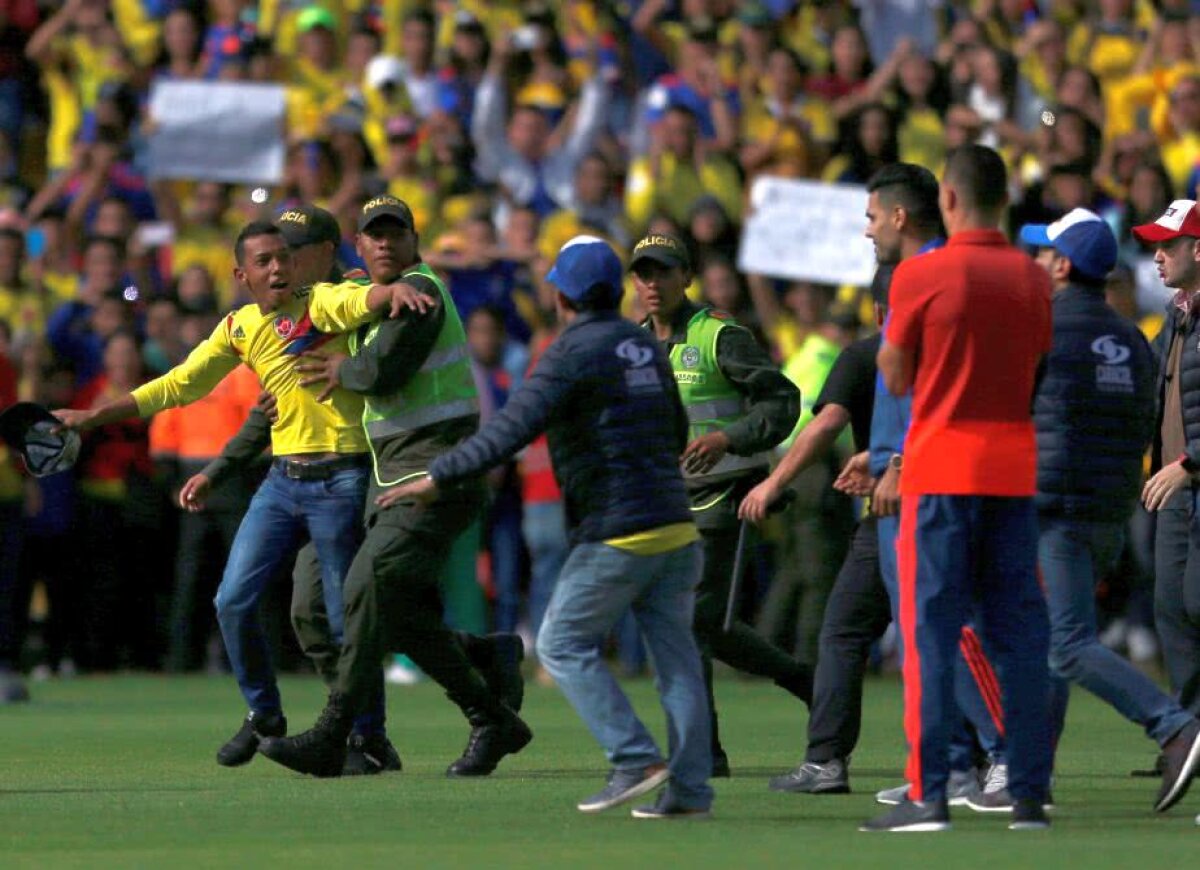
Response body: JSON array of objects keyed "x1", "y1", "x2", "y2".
[
  {"x1": 669, "y1": 308, "x2": 769, "y2": 483},
  {"x1": 346, "y1": 263, "x2": 479, "y2": 448},
  {"x1": 780, "y1": 332, "x2": 845, "y2": 450}
]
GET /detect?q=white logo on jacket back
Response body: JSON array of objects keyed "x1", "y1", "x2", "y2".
[
  {"x1": 616, "y1": 338, "x2": 654, "y2": 367},
  {"x1": 616, "y1": 338, "x2": 662, "y2": 391},
  {"x1": 1091, "y1": 334, "x2": 1134, "y2": 393},
  {"x1": 1091, "y1": 334, "x2": 1131, "y2": 365}
]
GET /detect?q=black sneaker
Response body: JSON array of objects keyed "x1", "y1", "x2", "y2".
[
  {"x1": 712, "y1": 748, "x2": 731, "y2": 779},
  {"x1": 257, "y1": 694, "x2": 352, "y2": 778},
  {"x1": 1132, "y1": 754, "x2": 1166, "y2": 778},
  {"x1": 631, "y1": 790, "x2": 711, "y2": 820},
  {"x1": 769, "y1": 759, "x2": 849, "y2": 794},
  {"x1": 1009, "y1": 798, "x2": 1050, "y2": 831},
  {"x1": 578, "y1": 763, "x2": 670, "y2": 813},
  {"x1": 1156, "y1": 720, "x2": 1200, "y2": 812},
  {"x1": 446, "y1": 709, "x2": 533, "y2": 777},
  {"x1": 859, "y1": 800, "x2": 951, "y2": 833},
  {"x1": 216, "y1": 710, "x2": 286, "y2": 767},
  {"x1": 342, "y1": 733, "x2": 403, "y2": 776}
]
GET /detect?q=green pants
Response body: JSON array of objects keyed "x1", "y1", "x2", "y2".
[{"x1": 334, "y1": 480, "x2": 493, "y2": 718}]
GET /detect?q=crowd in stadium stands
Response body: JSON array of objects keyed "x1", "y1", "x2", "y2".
[{"x1": 0, "y1": 0, "x2": 1193, "y2": 682}]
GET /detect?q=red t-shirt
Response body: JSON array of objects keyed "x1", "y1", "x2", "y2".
[{"x1": 885, "y1": 230, "x2": 1052, "y2": 496}]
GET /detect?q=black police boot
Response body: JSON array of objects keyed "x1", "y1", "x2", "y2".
[
  {"x1": 446, "y1": 705, "x2": 533, "y2": 777},
  {"x1": 258, "y1": 693, "x2": 352, "y2": 778},
  {"x1": 216, "y1": 710, "x2": 286, "y2": 767},
  {"x1": 342, "y1": 732, "x2": 404, "y2": 776}
]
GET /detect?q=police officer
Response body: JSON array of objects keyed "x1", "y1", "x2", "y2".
[
  {"x1": 630, "y1": 233, "x2": 806, "y2": 776},
  {"x1": 256, "y1": 196, "x2": 532, "y2": 778}
]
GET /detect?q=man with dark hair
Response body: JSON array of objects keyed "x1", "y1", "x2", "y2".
[
  {"x1": 54, "y1": 221, "x2": 420, "y2": 769},
  {"x1": 1021, "y1": 208, "x2": 1200, "y2": 814},
  {"x1": 865, "y1": 145, "x2": 1054, "y2": 832},
  {"x1": 630, "y1": 231, "x2": 805, "y2": 777},
  {"x1": 372, "y1": 235, "x2": 713, "y2": 819},
  {"x1": 255, "y1": 196, "x2": 532, "y2": 780},
  {"x1": 178, "y1": 206, "x2": 401, "y2": 776},
  {"x1": 755, "y1": 164, "x2": 1004, "y2": 801}
]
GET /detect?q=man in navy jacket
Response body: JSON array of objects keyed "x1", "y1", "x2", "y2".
[
  {"x1": 381, "y1": 236, "x2": 713, "y2": 819},
  {"x1": 1022, "y1": 208, "x2": 1200, "y2": 814}
]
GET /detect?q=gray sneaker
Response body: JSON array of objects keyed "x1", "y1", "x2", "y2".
[
  {"x1": 577, "y1": 763, "x2": 670, "y2": 813},
  {"x1": 875, "y1": 768, "x2": 979, "y2": 807},
  {"x1": 769, "y1": 759, "x2": 850, "y2": 794},
  {"x1": 965, "y1": 763, "x2": 1012, "y2": 813}
]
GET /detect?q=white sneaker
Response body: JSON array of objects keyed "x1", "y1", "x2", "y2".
[
  {"x1": 385, "y1": 660, "x2": 424, "y2": 686},
  {"x1": 1127, "y1": 626, "x2": 1160, "y2": 663},
  {"x1": 1099, "y1": 618, "x2": 1128, "y2": 652},
  {"x1": 965, "y1": 763, "x2": 1012, "y2": 813},
  {"x1": 876, "y1": 769, "x2": 978, "y2": 806}
]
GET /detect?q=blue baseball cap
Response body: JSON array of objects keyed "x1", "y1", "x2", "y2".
[
  {"x1": 1019, "y1": 208, "x2": 1118, "y2": 281},
  {"x1": 545, "y1": 235, "x2": 623, "y2": 304}
]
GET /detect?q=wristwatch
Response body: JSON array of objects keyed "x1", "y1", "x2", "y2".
[{"x1": 888, "y1": 454, "x2": 903, "y2": 471}]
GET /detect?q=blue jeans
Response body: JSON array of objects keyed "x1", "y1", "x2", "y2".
[
  {"x1": 214, "y1": 464, "x2": 367, "y2": 714},
  {"x1": 878, "y1": 515, "x2": 1006, "y2": 768},
  {"x1": 536, "y1": 540, "x2": 713, "y2": 810},
  {"x1": 522, "y1": 501, "x2": 569, "y2": 641},
  {"x1": 1041, "y1": 515, "x2": 1193, "y2": 747}
]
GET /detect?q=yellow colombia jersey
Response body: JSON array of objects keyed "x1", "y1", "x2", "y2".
[{"x1": 131, "y1": 289, "x2": 367, "y2": 456}]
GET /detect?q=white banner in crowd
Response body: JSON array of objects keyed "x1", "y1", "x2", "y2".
[
  {"x1": 147, "y1": 82, "x2": 286, "y2": 184},
  {"x1": 737, "y1": 177, "x2": 876, "y2": 286}
]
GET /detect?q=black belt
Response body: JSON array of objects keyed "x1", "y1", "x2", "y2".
[{"x1": 273, "y1": 455, "x2": 368, "y2": 481}]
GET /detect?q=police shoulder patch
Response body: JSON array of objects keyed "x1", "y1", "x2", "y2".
[
  {"x1": 342, "y1": 268, "x2": 369, "y2": 281},
  {"x1": 708, "y1": 309, "x2": 734, "y2": 321}
]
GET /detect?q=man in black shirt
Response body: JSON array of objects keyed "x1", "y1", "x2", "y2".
[{"x1": 741, "y1": 306, "x2": 885, "y2": 795}]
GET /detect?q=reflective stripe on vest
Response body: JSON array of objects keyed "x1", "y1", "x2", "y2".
[{"x1": 364, "y1": 396, "x2": 480, "y2": 440}]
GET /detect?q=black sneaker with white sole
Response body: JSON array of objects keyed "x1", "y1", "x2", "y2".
[
  {"x1": 216, "y1": 710, "x2": 286, "y2": 767},
  {"x1": 1156, "y1": 720, "x2": 1200, "y2": 812},
  {"x1": 860, "y1": 800, "x2": 951, "y2": 833},
  {"x1": 577, "y1": 763, "x2": 670, "y2": 813},
  {"x1": 342, "y1": 733, "x2": 403, "y2": 776},
  {"x1": 1009, "y1": 798, "x2": 1050, "y2": 830},
  {"x1": 769, "y1": 759, "x2": 849, "y2": 794}
]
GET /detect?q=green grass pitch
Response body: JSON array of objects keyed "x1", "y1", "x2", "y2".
[{"x1": 2, "y1": 673, "x2": 1197, "y2": 867}]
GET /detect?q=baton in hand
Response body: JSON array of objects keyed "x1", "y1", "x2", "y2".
[{"x1": 723, "y1": 489, "x2": 796, "y2": 633}]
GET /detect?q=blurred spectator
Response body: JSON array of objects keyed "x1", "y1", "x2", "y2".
[
  {"x1": 626, "y1": 104, "x2": 742, "y2": 232},
  {"x1": 471, "y1": 30, "x2": 609, "y2": 225},
  {"x1": 46, "y1": 236, "x2": 133, "y2": 385},
  {"x1": 822, "y1": 102, "x2": 899, "y2": 183},
  {"x1": 466, "y1": 304, "x2": 525, "y2": 635},
  {"x1": 71, "y1": 330, "x2": 157, "y2": 671},
  {"x1": 150, "y1": 324, "x2": 259, "y2": 673},
  {"x1": 0, "y1": 330, "x2": 30, "y2": 701},
  {"x1": 739, "y1": 46, "x2": 835, "y2": 180}
]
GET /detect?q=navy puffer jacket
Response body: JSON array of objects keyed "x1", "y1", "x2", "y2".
[
  {"x1": 430, "y1": 311, "x2": 693, "y2": 545},
  {"x1": 1035, "y1": 285, "x2": 1155, "y2": 521}
]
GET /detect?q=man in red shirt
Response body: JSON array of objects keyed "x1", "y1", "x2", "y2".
[{"x1": 864, "y1": 145, "x2": 1054, "y2": 833}]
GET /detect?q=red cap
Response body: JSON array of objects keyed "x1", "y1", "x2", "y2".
[{"x1": 1132, "y1": 199, "x2": 1200, "y2": 243}]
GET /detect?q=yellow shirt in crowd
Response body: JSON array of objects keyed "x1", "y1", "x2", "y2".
[{"x1": 131, "y1": 289, "x2": 366, "y2": 457}]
